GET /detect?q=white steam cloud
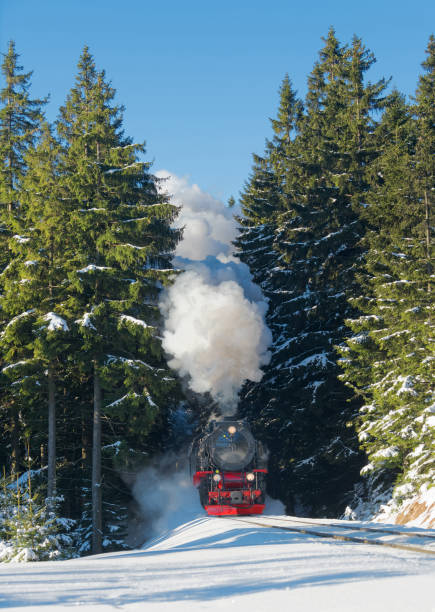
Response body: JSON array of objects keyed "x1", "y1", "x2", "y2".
[
  {"x1": 132, "y1": 463, "x2": 286, "y2": 546},
  {"x1": 132, "y1": 464, "x2": 202, "y2": 544},
  {"x1": 156, "y1": 171, "x2": 237, "y2": 261},
  {"x1": 157, "y1": 170, "x2": 272, "y2": 415}
]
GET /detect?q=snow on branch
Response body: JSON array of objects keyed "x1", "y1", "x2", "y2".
[
  {"x1": 104, "y1": 162, "x2": 143, "y2": 175},
  {"x1": 2, "y1": 360, "x2": 31, "y2": 373},
  {"x1": 44, "y1": 312, "x2": 69, "y2": 332},
  {"x1": 105, "y1": 391, "x2": 158, "y2": 409},
  {"x1": 106, "y1": 392, "x2": 140, "y2": 408},
  {"x1": 117, "y1": 243, "x2": 146, "y2": 250},
  {"x1": 75, "y1": 313, "x2": 96, "y2": 330},
  {"x1": 396, "y1": 375, "x2": 418, "y2": 397},
  {"x1": 119, "y1": 314, "x2": 152, "y2": 329},
  {"x1": 105, "y1": 354, "x2": 156, "y2": 370},
  {"x1": 13, "y1": 235, "x2": 30, "y2": 244},
  {"x1": 1, "y1": 309, "x2": 35, "y2": 336},
  {"x1": 78, "y1": 264, "x2": 111, "y2": 273}
]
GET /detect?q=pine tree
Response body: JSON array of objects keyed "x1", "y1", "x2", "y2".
[
  {"x1": 0, "y1": 122, "x2": 71, "y2": 508},
  {"x1": 0, "y1": 41, "x2": 47, "y2": 475},
  {"x1": 235, "y1": 77, "x2": 302, "y2": 308},
  {"x1": 0, "y1": 41, "x2": 46, "y2": 214},
  {"x1": 55, "y1": 47, "x2": 181, "y2": 553},
  {"x1": 235, "y1": 79, "x2": 302, "y2": 506},
  {"x1": 235, "y1": 153, "x2": 283, "y2": 287},
  {"x1": 0, "y1": 469, "x2": 74, "y2": 562},
  {"x1": 268, "y1": 74, "x2": 302, "y2": 154},
  {"x1": 238, "y1": 30, "x2": 388, "y2": 515},
  {"x1": 339, "y1": 37, "x2": 435, "y2": 510}
]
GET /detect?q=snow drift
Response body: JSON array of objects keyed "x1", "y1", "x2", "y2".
[{"x1": 157, "y1": 171, "x2": 271, "y2": 415}]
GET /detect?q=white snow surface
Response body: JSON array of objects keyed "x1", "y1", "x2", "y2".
[
  {"x1": 373, "y1": 484, "x2": 435, "y2": 528},
  {"x1": 1, "y1": 488, "x2": 434, "y2": 611}
]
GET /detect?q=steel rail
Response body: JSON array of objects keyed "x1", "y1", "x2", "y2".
[
  {"x1": 266, "y1": 515, "x2": 435, "y2": 540},
  {"x1": 222, "y1": 516, "x2": 435, "y2": 556}
]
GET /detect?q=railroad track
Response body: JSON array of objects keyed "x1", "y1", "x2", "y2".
[
  {"x1": 223, "y1": 515, "x2": 435, "y2": 556},
  {"x1": 264, "y1": 515, "x2": 435, "y2": 540}
]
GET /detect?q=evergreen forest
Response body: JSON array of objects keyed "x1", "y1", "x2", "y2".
[{"x1": 0, "y1": 30, "x2": 434, "y2": 561}]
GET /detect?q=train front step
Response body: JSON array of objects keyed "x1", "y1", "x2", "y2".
[{"x1": 205, "y1": 503, "x2": 266, "y2": 516}]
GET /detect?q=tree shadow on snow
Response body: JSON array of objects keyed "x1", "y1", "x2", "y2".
[
  {"x1": 0, "y1": 526, "x2": 428, "y2": 608},
  {"x1": 0, "y1": 566, "x2": 410, "y2": 608}
]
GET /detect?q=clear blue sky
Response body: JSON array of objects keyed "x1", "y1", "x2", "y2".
[{"x1": 1, "y1": 0, "x2": 434, "y2": 202}]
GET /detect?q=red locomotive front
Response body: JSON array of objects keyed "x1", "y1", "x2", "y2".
[{"x1": 190, "y1": 418, "x2": 268, "y2": 516}]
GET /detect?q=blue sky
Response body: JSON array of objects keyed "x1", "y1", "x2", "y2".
[{"x1": 1, "y1": 0, "x2": 434, "y2": 202}]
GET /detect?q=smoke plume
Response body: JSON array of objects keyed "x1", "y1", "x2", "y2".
[
  {"x1": 157, "y1": 171, "x2": 272, "y2": 415},
  {"x1": 132, "y1": 461, "x2": 202, "y2": 544},
  {"x1": 156, "y1": 171, "x2": 237, "y2": 261}
]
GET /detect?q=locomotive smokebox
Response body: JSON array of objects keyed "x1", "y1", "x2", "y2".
[{"x1": 207, "y1": 420, "x2": 256, "y2": 471}]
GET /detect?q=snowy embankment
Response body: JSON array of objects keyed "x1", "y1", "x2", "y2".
[
  {"x1": 373, "y1": 485, "x2": 435, "y2": 529},
  {"x1": 1, "y1": 494, "x2": 434, "y2": 611},
  {"x1": 347, "y1": 483, "x2": 435, "y2": 529}
]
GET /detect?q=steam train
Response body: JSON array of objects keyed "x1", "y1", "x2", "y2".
[{"x1": 190, "y1": 418, "x2": 268, "y2": 516}]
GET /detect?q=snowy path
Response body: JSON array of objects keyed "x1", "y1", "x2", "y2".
[{"x1": 1, "y1": 512, "x2": 435, "y2": 611}]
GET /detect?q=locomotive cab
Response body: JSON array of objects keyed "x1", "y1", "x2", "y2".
[{"x1": 190, "y1": 418, "x2": 268, "y2": 516}]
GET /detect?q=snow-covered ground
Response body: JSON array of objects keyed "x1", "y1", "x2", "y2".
[{"x1": 1, "y1": 492, "x2": 435, "y2": 612}]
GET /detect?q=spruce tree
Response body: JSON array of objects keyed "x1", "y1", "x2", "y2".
[
  {"x1": 1, "y1": 123, "x2": 72, "y2": 504},
  {"x1": 339, "y1": 37, "x2": 434, "y2": 509},
  {"x1": 238, "y1": 30, "x2": 388, "y2": 515},
  {"x1": 0, "y1": 469, "x2": 74, "y2": 562},
  {"x1": 235, "y1": 153, "x2": 283, "y2": 287},
  {"x1": 0, "y1": 41, "x2": 47, "y2": 474},
  {"x1": 55, "y1": 47, "x2": 181, "y2": 553},
  {"x1": 235, "y1": 78, "x2": 303, "y2": 506},
  {"x1": 235, "y1": 77, "x2": 302, "y2": 306},
  {"x1": 0, "y1": 41, "x2": 46, "y2": 214}
]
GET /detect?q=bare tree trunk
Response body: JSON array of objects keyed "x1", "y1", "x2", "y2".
[
  {"x1": 81, "y1": 408, "x2": 89, "y2": 465},
  {"x1": 47, "y1": 368, "x2": 56, "y2": 503},
  {"x1": 92, "y1": 366, "x2": 102, "y2": 554},
  {"x1": 7, "y1": 91, "x2": 13, "y2": 213},
  {"x1": 11, "y1": 409, "x2": 20, "y2": 475},
  {"x1": 424, "y1": 189, "x2": 432, "y2": 294}
]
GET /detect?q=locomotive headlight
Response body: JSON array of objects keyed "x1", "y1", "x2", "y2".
[
  {"x1": 213, "y1": 473, "x2": 222, "y2": 482},
  {"x1": 228, "y1": 425, "x2": 236, "y2": 435},
  {"x1": 246, "y1": 472, "x2": 255, "y2": 481}
]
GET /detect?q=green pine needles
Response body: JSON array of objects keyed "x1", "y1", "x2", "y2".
[
  {"x1": 339, "y1": 36, "x2": 435, "y2": 507},
  {"x1": 0, "y1": 32, "x2": 434, "y2": 560},
  {"x1": 236, "y1": 30, "x2": 434, "y2": 517},
  {"x1": 0, "y1": 471, "x2": 75, "y2": 563},
  {"x1": 0, "y1": 44, "x2": 182, "y2": 559}
]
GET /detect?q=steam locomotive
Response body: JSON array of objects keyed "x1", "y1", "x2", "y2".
[{"x1": 190, "y1": 418, "x2": 268, "y2": 516}]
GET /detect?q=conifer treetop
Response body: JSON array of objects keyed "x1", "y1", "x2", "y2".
[
  {"x1": 0, "y1": 40, "x2": 47, "y2": 212},
  {"x1": 415, "y1": 34, "x2": 435, "y2": 112},
  {"x1": 270, "y1": 74, "x2": 303, "y2": 145}
]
